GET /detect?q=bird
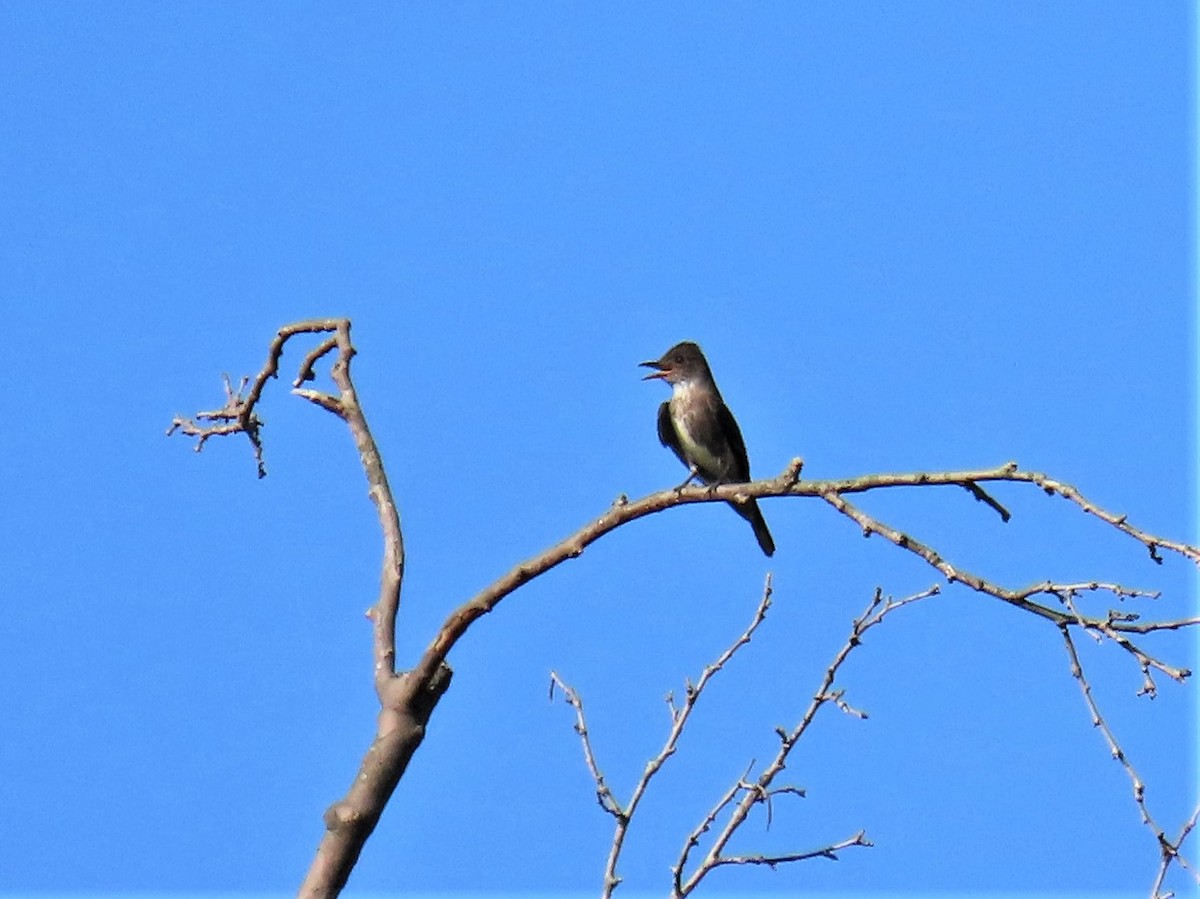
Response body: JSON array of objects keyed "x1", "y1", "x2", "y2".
[{"x1": 640, "y1": 341, "x2": 775, "y2": 556}]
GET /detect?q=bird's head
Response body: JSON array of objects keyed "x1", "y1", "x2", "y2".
[{"x1": 640, "y1": 341, "x2": 711, "y2": 385}]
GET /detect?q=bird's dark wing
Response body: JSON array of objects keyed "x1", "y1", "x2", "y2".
[
  {"x1": 656, "y1": 400, "x2": 689, "y2": 469},
  {"x1": 717, "y1": 401, "x2": 773, "y2": 554},
  {"x1": 716, "y1": 401, "x2": 752, "y2": 482}
]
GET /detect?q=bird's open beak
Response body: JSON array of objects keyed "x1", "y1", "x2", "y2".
[{"x1": 639, "y1": 360, "x2": 669, "y2": 380}]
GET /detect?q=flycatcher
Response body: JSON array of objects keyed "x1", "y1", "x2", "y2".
[{"x1": 641, "y1": 341, "x2": 776, "y2": 556}]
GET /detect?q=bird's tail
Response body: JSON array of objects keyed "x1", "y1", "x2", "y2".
[{"x1": 730, "y1": 499, "x2": 775, "y2": 557}]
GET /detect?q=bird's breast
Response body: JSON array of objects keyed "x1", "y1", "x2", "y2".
[{"x1": 669, "y1": 384, "x2": 730, "y2": 480}]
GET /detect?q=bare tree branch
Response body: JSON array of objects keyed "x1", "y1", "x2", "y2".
[
  {"x1": 960, "y1": 479, "x2": 1011, "y2": 522},
  {"x1": 170, "y1": 321, "x2": 1199, "y2": 896},
  {"x1": 711, "y1": 829, "x2": 872, "y2": 868},
  {"x1": 548, "y1": 672, "x2": 624, "y2": 823},
  {"x1": 551, "y1": 575, "x2": 776, "y2": 896},
  {"x1": 817, "y1": 490, "x2": 1192, "y2": 683},
  {"x1": 168, "y1": 319, "x2": 349, "y2": 478},
  {"x1": 1151, "y1": 804, "x2": 1200, "y2": 899},
  {"x1": 1060, "y1": 627, "x2": 1200, "y2": 897},
  {"x1": 407, "y1": 459, "x2": 1197, "y2": 696},
  {"x1": 169, "y1": 320, "x2": 450, "y2": 898},
  {"x1": 672, "y1": 585, "x2": 938, "y2": 896}
]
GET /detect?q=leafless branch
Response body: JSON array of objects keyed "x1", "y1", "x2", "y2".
[
  {"x1": 1151, "y1": 804, "x2": 1200, "y2": 898},
  {"x1": 551, "y1": 575, "x2": 776, "y2": 897},
  {"x1": 961, "y1": 479, "x2": 1011, "y2": 522},
  {"x1": 169, "y1": 320, "x2": 450, "y2": 898},
  {"x1": 405, "y1": 459, "x2": 1197, "y2": 694},
  {"x1": 712, "y1": 829, "x2": 872, "y2": 868},
  {"x1": 167, "y1": 319, "x2": 350, "y2": 478},
  {"x1": 1061, "y1": 628, "x2": 1200, "y2": 897},
  {"x1": 171, "y1": 322, "x2": 1199, "y2": 896},
  {"x1": 672, "y1": 585, "x2": 938, "y2": 896},
  {"x1": 817, "y1": 490, "x2": 1192, "y2": 685},
  {"x1": 548, "y1": 673, "x2": 624, "y2": 822},
  {"x1": 676, "y1": 761, "x2": 753, "y2": 878}
]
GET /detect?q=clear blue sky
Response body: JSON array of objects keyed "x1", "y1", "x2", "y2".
[{"x1": 1, "y1": 4, "x2": 1195, "y2": 897}]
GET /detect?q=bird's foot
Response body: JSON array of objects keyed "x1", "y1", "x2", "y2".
[{"x1": 674, "y1": 467, "x2": 701, "y2": 492}]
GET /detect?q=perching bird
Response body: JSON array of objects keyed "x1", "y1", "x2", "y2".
[{"x1": 640, "y1": 341, "x2": 775, "y2": 556}]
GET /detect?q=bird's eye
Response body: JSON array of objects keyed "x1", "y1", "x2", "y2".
[{"x1": 673, "y1": 354, "x2": 683, "y2": 363}]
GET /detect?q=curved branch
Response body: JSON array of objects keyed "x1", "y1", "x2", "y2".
[
  {"x1": 169, "y1": 319, "x2": 406, "y2": 686},
  {"x1": 168, "y1": 320, "x2": 436, "y2": 897},
  {"x1": 412, "y1": 459, "x2": 1198, "y2": 686}
]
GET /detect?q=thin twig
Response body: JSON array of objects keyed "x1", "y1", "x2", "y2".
[
  {"x1": 553, "y1": 575, "x2": 777, "y2": 897},
  {"x1": 713, "y1": 829, "x2": 873, "y2": 868},
  {"x1": 1150, "y1": 804, "x2": 1200, "y2": 898},
  {"x1": 168, "y1": 319, "x2": 349, "y2": 478},
  {"x1": 672, "y1": 585, "x2": 939, "y2": 896},
  {"x1": 674, "y1": 763, "x2": 753, "y2": 896},
  {"x1": 548, "y1": 673, "x2": 624, "y2": 822},
  {"x1": 1059, "y1": 625, "x2": 1200, "y2": 898},
  {"x1": 819, "y1": 491, "x2": 1192, "y2": 684},
  {"x1": 961, "y1": 480, "x2": 1011, "y2": 522}
]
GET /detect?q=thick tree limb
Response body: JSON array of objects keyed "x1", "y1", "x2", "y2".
[{"x1": 170, "y1": 320, "x2": 451, "y2": 897}]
